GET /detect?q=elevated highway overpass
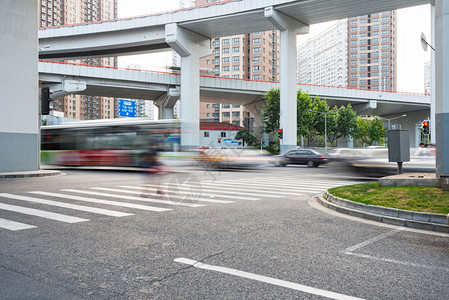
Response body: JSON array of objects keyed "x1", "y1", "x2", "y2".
[
  {"x1": 6, "y1": 0, "x2": 449, "y2": 177},
  {"x1": 39, "y1": 60, "x2": 430, "y2": 117}
]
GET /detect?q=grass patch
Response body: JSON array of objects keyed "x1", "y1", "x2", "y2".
[{"x1": 328, "y1": 182, "x2": 449, "y2": 215}]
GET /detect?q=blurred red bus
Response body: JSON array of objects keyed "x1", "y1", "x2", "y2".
[{"x1": 41, "y1": 118, "x2": 180, "y2": 167}]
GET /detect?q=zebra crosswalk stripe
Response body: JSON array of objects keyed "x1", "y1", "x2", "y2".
[
  {"x1": 181, "y1": 181, "x2": 302, "y2": 197},
  {"x1": 0, "y1": 202, "x2": 88, "y2": 223},
  {"x1": 29, "y1": 191, "x2": 171, "y2": 212},
  {"x1": 1, "y1": 193, "x2": 132, "y2": 217},
  {"x1": 0, "y1": 217, "x2": 36, "y2": 231},
  {"x1": 118, "y1": 186, "x2": 234, "y2": 204},
  {"x1": 64, "y1": 189, "x2": 204, "y2": 208},
  {"x1": 202, "y1": 180, "x2": 327, "y2": 193},
  {"x1": 143, "y1": 184, "x2": 260, "y2": 201}
]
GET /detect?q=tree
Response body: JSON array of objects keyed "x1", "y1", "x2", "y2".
[
  {"x1": 262, "y1": 88, "x2": 280, "y2": 134},
  {"x1": 235, "y1": 128, "x2": 258, "y2": 148},
  {"x1": 353, "y1": 117, "x2": 386, "y2": 146},
  {"x1": 297, "y1": 90, "x2": 315, "y2": 146}
]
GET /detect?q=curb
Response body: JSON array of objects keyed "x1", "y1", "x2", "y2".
[
  {"x1": 0, "y1": 170, "x2": 62, "y2": 179},
  {"x1": 317, "y1": 192, "x2": 449, "y2": 233}
]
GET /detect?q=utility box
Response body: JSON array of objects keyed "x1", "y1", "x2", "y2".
[{"x1": 388, "y1": 130, "x2": 410, "y2": 162}]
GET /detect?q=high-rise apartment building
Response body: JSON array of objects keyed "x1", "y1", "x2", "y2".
[
  {"x1": 298, "y1": 11, "x2": 397, "y2": 92},
  {"x1": 297, "y1": 20, "x2": 348, "y2": 87},
  {"x1": 194, "y1": 0, "x2": 280, "y2": 129},
  {"x1": 424, "y1": 61, "x2": 431, "y2": 94},
  {"x1": 39, "y1": 0, "x2": 118, "y2": 120},
  {"x1": 347, "y1": 11, "x2": 397, "y2": 91}
]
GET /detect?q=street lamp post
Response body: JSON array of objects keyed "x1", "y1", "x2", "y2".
[{"x1": 378, "y1": 114, "x2": 407, "y2": 130}]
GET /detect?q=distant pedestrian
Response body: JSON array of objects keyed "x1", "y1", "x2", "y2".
[{"x1": 140, "y1": 146, "x2": 165, "y2": 196}]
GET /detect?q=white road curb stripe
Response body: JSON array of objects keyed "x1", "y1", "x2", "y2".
[{"x1": 174, "y1": 258, "x2": 366, "y2": 300}]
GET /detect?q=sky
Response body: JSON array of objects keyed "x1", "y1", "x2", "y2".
[{"x1": 117, "y1": 1, "x2": 432, "y2": 94}]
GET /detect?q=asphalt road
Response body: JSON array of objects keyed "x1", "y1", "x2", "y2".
[{"x1": 0, "y1": 163, "x2": 448, "y2": 299}]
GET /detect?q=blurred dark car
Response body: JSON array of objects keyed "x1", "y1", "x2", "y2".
[{"x1": 270, "y1": 149, "x2": 329, "y2": 167}]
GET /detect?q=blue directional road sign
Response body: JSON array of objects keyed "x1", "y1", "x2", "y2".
[{"x1": 118, "y1": 99, "x2": 137, "y2": 117}]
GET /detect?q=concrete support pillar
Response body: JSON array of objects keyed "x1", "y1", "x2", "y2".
[
  {"x1": 265, "y1": 7, "x2": 309, "y2": 153},
  {"x1": 154, "y1": 88, "x2": 180, "y2": 119},
  {"x1": 435, "y1": 0, "x2": 449, "y2": 177},
  {"x1": 165, "y1": 24, "x2": 210, "y2": 151},
  {"x1": 0, "y1": 1, "x2": 39, "y2": 172}
]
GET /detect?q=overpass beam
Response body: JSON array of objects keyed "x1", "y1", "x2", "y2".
[
  {"x1": 435, "y1": 0, "x2": 449, "y2": 177},
  {"x1": 265, "y1": 7, "x2": 309, "y2": 153},
  {"x1": 165, "y1": 23, "x2": 210, "y2": 150},
  {"x1": 154, "y1": 88, "x2": 180, "y2": 119}
]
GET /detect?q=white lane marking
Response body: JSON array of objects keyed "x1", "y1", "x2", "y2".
[
  {"x1": 340, "y1": 228, "x2": 449, "y2": 272},
  {"x1": 143, "y1": 184, "x2": 261, "y2": 201},
  {"x1": 202, "y1": 180, "x2": 326, "y2": 193},
  {"x1": 65, "y1": 189, "x2": 203, "y2": 208},
  {"x1": 118, "y1": 186, "x2": 234, "y2": 204},
  {"x1": 343, "y1": 251, "x2": 449, "y2": 273},
  {"x1": 172, "y1": 182, "x2": 287, "y2": 198},
  {"x1": 30, "y1": 191, "x2": 171, "y2": 212},
  {"x1": 174, "y1": 258, "x2": 366, "y2": 300},
  {"x1": 343, "y1": 228, "x2": 405, "y2": 253},
  {"x1": 0, "y1": 217, "x2": 36, "y2": 231},
  {"x1": 0, "y1": 203, "x2": 88, "y2": 223},
  {"x1": 2, "y1": 193, "x2": 132, "y2": 218},
  {"x1": 186, "y1": 182, "x2": 305, "y2": 196}
]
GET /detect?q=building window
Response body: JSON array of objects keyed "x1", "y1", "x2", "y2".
[
  {"x1": 350, "y1": 27, "x2": 357, "y2": 32},
  {"x1": 232, "y1": 65, "x2": 240, "y2": 71},
  {"x1": 232, "y1": 111, "x2": 240, "y2": 117},
  {"x1": 213, "y1": 59, "x2": 219, "y2": 65},
  {"x1": 372, "y1": 31, "x2": 379, "y2": 36},
  {"x1": 222, "y1": 48, "x2": 230, "y2": 54},
  {"x1": 253, "y1": 32, "x2": 261, "y2": 35},
  {"x1": 252, "y1": 56, "x2": 261, "y2": 63},
  {"x1": 381, "y1": 44, "x2": 389, "y2": 49},
  {"x1": 213, "y1": 50, "x2": 219, "y2": 56},
  {"x1": 252, "y1": 66, "x2": 261, "y2": 72},
  {"x1": 221, "y1": 132, "x2": 227, "y2": 137},
  {"x1": 360, "y1": 26, "x2": 366, "y2": 31},
  {"x1": 252, "y1": 75, "x2": 261, "y2": 80},
  {"x1": 252, "y1": 47, "x2": 261, "y2": 54},
  {"x1": 232, "y1": 74, "x2": 240, "y2": 79},
  {"x1": 372, "y1": 18, "x2": 379, "y2": 22},
  {"x1": 350, "y1": 20, "x2": 357, "y2": 25},
  {"x1": 350, "y1": 47, "x2": 357, "y2": 52},
  {"x1": 350, "y1": 67, "x2": 357, "y2": 72},
  {"x1": 350, "y1": 80, "x2": 357, "y2": 85},
  {"x1": 360, "y1": 80, "x2": 366, "y2": 84},
  {"x1": 360, "y1": 46, "x2": 366, "y2": 51},
  {"x1": 350, "y1": 74, "x2": 357, "y2": 78},
  {"x1": 204, "y1": 132, "x2": 209, "y2": 137},
  {"x1": 222, "y1": 39, "x2": 230, "y2": 45},
  {"x1": 350, "y1": 34, "x2": 357, "y2": 38},
  {"x1": 359, "y1": 66, "x2": 366, "y2": 71},
  {"x1": 360, "y1": 33, "x2": 366, "y2": 37},
  {"x1": 213, "y1": 41, "x2": 220, "y2": 47},
  {"x1": 232, "y1": 56, "x2": 240, "y2": 63},
  {"x1": 232, "y1": 47, "x2": 240, "y2": 53},
  {"x1": 350, "y1": 40, "x2": 357, "y2": 45},
  {"x1": 382, "y1": 31, "x2": 389, "y2": 36},
  {"x1": 222, "y1": 57, "x2": 230, "y2": 64},
  {"x1": 232, "y1": 37, "x2": 240, "y2": 44},
  {"x1": 382, "y1": 16, "x2": 389, "y2": 22},
  {"x1": 372, "y1": 25, "x2": 379, "y2": 30},
  {"x1": 222, "y1": 112, "x2": 230, "y2": 118},
  {"x1": 222, "y1": 66, "x2": 230, "y2": 72},
  {"x1": 253, "y1": 38, "x2": 261, "y2": 45}
]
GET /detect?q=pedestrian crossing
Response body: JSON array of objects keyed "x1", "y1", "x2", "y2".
[{"x1": 0, "y1": 176, "x2": 364, "y2": 232}]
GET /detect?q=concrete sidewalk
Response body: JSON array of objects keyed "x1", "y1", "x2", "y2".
[{"x1": 0, "y1": 170, "x2": 61, "y2": 179}]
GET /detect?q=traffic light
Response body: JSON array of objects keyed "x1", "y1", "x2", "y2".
[
  {"x1": 218, "y1": 138, "x2": 221, "y2": 143},
  {"x1": 278, "y1": 128, "x2": 283, "y2": 139},
  {"x1": 422, "y1": 120, "x2": 430, "y2": 135},
  {"x1": 41, "y1": 87, "x2": 51, "y2": 115}
]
